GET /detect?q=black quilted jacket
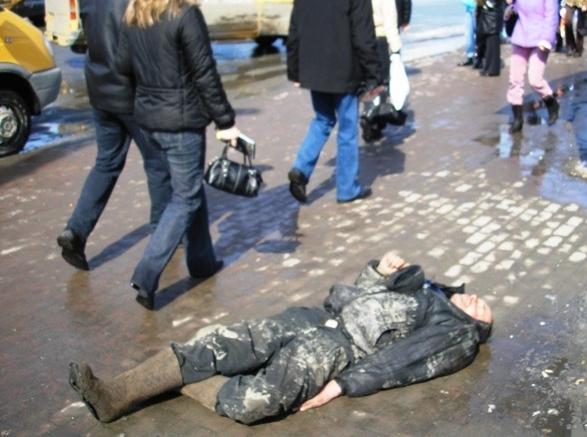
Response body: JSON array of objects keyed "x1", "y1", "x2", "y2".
[{"x1": 117, "y1": 6, "x2": 235, "y2": 131}]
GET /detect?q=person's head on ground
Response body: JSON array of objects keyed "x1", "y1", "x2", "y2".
[
  {"x1": 124, "y1": 0, "x2": 199, "y2": 27},
  {"x1": 450, "y1": 293, "x2": 493, "y2": 325}
]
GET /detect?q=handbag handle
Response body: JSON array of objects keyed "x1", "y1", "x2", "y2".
[{"x1": 220, "y1": 144, "x2": 255, "y2": 167}]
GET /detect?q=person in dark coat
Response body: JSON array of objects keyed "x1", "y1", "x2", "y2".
[
  {"x1": 286, "y1": 0, "x2": 382, "y2": 204},
  {"x1": 475, "y1": 0, "x2": 503, "y2": 76},
  {"x1": 117, "y1": 0, "x2": 240, "y2": 309},
  {"x1": 56, "y1": 0, "x2": 172, "y2": 271},
  {"x1": 68, "y1": 251, "x2": 493, "y2": 425}
]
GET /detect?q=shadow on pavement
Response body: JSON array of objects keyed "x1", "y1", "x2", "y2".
[{"x1": 88, "y1": 224, "x2": 152, "y2": 270}]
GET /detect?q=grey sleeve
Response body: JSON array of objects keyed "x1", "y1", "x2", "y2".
[
  {"x1": 353, "y1": 260, "x2": 384, "y2": 287},
  {"x1": 335, "y1": 324, "x2": 480, "y2": 397}
]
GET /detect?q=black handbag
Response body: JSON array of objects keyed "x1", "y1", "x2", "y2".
[{"x1": 205, "y1": 145, "x2": 263, "y2": 197}]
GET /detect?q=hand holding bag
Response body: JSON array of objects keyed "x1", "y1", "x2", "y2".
[{"x1": 205, "y1": 144, "x2": 263, "y2": 197}]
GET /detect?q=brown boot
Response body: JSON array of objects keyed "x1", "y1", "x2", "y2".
[
  {"x1": 69, "y1": 347, "x2": 183, "y2": 422},
  {"x1": 180, "y1": 375, "x2": 229, "y2": 411}
]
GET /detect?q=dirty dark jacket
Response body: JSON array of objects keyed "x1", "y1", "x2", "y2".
[
  {"x1": 78, "y1": 0, "x2": 134, "y2": 114},
  {"x1": 324, "y1": 261, "x2": 491, "y2": 397},
  {"x1": 477, "y1": 0, "x2": 503, "y2": 35},
  {"x1": 117, "y1": 6, "x2": 235, "y2": 131},
  {"x1": 286, "y1": 0, "x2": 381, "y2": 94}
]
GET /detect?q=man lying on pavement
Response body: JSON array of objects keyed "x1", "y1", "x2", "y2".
[{"x1": 69, "y1": 251, "x2": 493, "y2": 425}]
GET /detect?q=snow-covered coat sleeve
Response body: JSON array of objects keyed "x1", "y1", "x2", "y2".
[
  {"x1": 324, "y1": 263, "x2": 426, "y2": 315},
  {"x1": 334, "y1": 323, "x2": 480, "y2": 397}
]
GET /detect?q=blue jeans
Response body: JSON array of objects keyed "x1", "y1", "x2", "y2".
[
  {"x1": 293, "y1": 91, "x2": 361, "y2": 201},
  {"x1": 464, "y1": 6, "x2": 476, "y2": 58},
  {"x1": 67, "y1": 109, "x2": 171, "y2": 240},
  {"x1": 131, "y1": 129, "x2": 217, "y2": 294}
]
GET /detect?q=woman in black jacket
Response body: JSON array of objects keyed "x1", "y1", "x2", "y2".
[
  {"x1": 475, "y1": 0, "x2": 503, "y2": 76},
  {"x1": 118, "y1": 0, "x2": 240, "y2": 309}
]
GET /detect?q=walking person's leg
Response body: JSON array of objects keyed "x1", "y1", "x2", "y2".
[
  {"x1": 58, "y1": 110, "x2": 132, "y2": 270},
  {"x1": 184, "y1": 177, "x2": 222, "y2": 278},
  {"x1": 459, "y1": 6, "x2": 476, "y2": 65},
  {"x1": 130, "y1": 130, "x2": 207, "y2": 307},
  {"x1": 576, "y1": 7, "x2": 585, "y2": 56},
  {"x1": 527, "y1": 47, "x2": 558, "y2": 125},
  {"x1": 565, "y1": 6, "x2": 577, "y2": 56},
  {"x1": 507, "y1": 45, "x2": 530, "y2": 132},
  {"x1": 335, "y1": 93, "x2": 369, "y2": 203},
  {"x1": 482, "y1": 34, "x2": 500, "y2": 76},
  {"x1": 123, "y1": 116, "x2": 172, "y2": 229},
  {"x1": 289, "y1": 91, "x2": 337, "y2": 203}
]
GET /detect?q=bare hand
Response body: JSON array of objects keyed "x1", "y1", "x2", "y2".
[
  {"x1": 537, "y1": 40, "x2": 552, "y2": 52},
  {"x1": 377, "y1": 251, "x2": 408, "y2": 276},
  {"x1": 293, "y1": 82, "x2": 301, "y2": 87},
  {"x1": 360, "y1": 85, "x2": 386, "y2": 102},
  {"x1": 216, "y1": 126, "x2": 241, "y2": 147},
  {"x1": 299, "y1": 380, "x2": 342, "y2": 412}
]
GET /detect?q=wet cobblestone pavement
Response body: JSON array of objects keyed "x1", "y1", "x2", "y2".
[{"x1": 0, "y1": 48, "x2": 586, "y2": 436}]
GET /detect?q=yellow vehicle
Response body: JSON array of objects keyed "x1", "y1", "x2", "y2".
[
  {"x1": 0, "y1": 5, "x2": 62, "y2": 156},
  {"x1": 45, "y1": 0, "x2": 293, "y2": 48}
]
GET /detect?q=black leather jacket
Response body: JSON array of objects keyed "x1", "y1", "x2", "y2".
[
  {"x1": 117, "y1": 6, "x2": 235, "y2": 132},
  {"x1": 287, "y1": 0, "x2": 381, "y2": 94},
  {"x1": 477, "y1": 0, "x2": 504, "y2": 35},
  {"x1": 78, "y1": 0, "x2": 134, "y2": 114}
]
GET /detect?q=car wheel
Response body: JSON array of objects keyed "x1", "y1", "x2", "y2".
[{"x1": 0, "y1": 90, "x2": 31, "y2": 157}]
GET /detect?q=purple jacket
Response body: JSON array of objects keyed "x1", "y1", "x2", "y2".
[{"x1": 512, "y1": 0, "x2": 559, "y2": 47}]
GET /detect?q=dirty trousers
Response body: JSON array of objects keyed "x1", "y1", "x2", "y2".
[{"x1": 172, "y1": 307, "x2": 352, "y2": 424}]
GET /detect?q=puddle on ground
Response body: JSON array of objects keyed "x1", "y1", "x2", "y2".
[{"x1": 475, "y1": 77, "x2": 587, "y2": 209}]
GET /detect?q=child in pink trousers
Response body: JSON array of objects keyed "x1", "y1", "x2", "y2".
[{"x1": 505, "y1": 0, "x2": 560, "y2": 132}]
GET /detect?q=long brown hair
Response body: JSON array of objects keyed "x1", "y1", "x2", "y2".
[{"x1": 123, "y1": 0, "x2": 199, "y2": 28}]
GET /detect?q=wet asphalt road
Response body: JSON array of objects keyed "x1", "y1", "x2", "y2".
[{"x1": 1, "y1": 45, "x2": 587, "y2": 436}]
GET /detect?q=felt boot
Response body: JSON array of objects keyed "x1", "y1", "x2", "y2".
[
  {"x1": 181, "y1": 375, "x2": 229, "y2": 411},
  {"x1": 69, "y1": 348, "x2": 183, "y2": 422},
  {"x1": 510, "y1": 105, "x2": 523, "y2": 133}
]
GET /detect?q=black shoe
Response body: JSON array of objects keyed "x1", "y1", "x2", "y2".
[
  {"x1": 457, "y1": 57, "x2": 474, "y2": 66},
  {"x1": 57, "y1": 228, "x2": 89, "y2": 271},
  {"x1": 472, "y1": 57, "x2": 483, "y2": 69},
  {"x1": 337, "y1": 187, "x2": 372, "y2": 204},
  {"x1": 510, "y1": 104, "x2": 524, "y2": 133},
  {"x1": 190, "y1": 259, "x2": 224, "y2": 279},
  {"x1": 131, "y1": 282, "x2": 154, "y2": 311},
  {"x1": 480, "y1": 70, "x2": 499, "y2": 77},
  {"x1": 288, "y1": 168, "x2": 308, "y2": 203},
  {"x1": 543, "y1": 95, "x2": 559, "y2": 125}
]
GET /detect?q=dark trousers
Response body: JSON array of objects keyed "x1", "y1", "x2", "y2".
[
  {"x1": 130, "y1": 129, "x2": 218, "y2": 294},
  {"x1": 478, "y1": 33, "x2": 500, "y2": 75},
  {"x1": 376, "y1": 37, "x2": 391, "y2": 84},
  {"x1": 172, "y1": 307, "x2": 352, "y2": 424},
  {"x1": 67, "y1": 109, "x2": 171, "y2": 240},
  {"x1": 565, "y1": 6, "x2": 585, "y2": 55}
]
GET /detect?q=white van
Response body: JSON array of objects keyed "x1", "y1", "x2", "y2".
[{"x1": 45, "y1": 0, "x2": 292, "y2": 48}]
